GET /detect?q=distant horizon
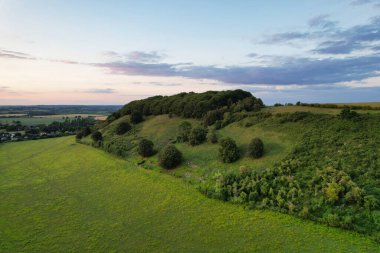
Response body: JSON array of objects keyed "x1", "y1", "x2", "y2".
[{"x1": 1, "y1": 1, "x2": 380, "y2": 105}]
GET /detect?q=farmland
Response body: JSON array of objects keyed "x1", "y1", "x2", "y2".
[{"x1": 1, "y1": 137, "x2": 378, "y2": 252}]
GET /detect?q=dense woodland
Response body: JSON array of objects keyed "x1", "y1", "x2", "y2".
[{"x1": 107, "y1": 89, "x2": 264, "y2": 121}]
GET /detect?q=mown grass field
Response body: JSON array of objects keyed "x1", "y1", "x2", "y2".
[{"x1": 0, "y1": 137, "x2": 378, "y2": 252}]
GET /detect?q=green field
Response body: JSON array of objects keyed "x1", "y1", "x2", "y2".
[
  {"x1": 0, "y1": 137, "x2": 378, "y2": 252},
  {"x1": 0, "y1": 117, "x2": 66, "y2": 126}
]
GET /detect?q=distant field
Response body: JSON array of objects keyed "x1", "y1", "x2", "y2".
[
  {"x1": 265, "y1": 105, "x2": 380, "y2": 115},
  {"x1": 0, "y1": 117, "x2": 66, "y2": 125},
  {"x1": 332, "y1": 102, "x2": 380, "y2": 107},
  {"x1": 34, "y1": 114, "x2": 107, "y2": 120},
  {"x1": 0, "y1": 137, "x2": 378, "y2": 252},
  {"x1": 0, "y1": 114, "x2": 107, "y2": 125}
]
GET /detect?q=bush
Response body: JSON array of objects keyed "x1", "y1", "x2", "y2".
[
  {"x1": 91, "y1": 131, "x2": 103, "y2": 142},
  {"x1": 177, "y1": 121, "x2": 192, "y2": 142},
  {"x1": 137, "y1": 139, "x2": 154, "y2": 157},
  {"x1": 115, "y1": 121, "x2": 131, "y2": 135},
  {"x1": 203, "y1": 110, "x2": 223, "y2": 126},
  {"x1": 81, "y1": 126, "x2": 92, "y2": 137},
  {"x1": 248, "y1": 138, "x2": 264, "y2": 158},
  {"x1": 159, "y1": 145, "x2": 182, "y2": 169},
  {"x1": 207, "y1": 130, "x2": 218, "y2": 143},
  {"x1": 76, "y1": 131, "x2": 83, "y2": 140},
  {"x1": 130, "y1": 111, "x2": 143, "y2": 124},
  {"x1": 189, "y1": 127, "x2": 207, "y2": 146},
  {"x1": 339, "y1": 107, "x2": 358, "y2": 120},
  {"x1": 219, "y1": 137, "x2": 240, "y2": 163}
]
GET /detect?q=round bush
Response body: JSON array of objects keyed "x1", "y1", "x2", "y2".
[
  {"x1": 177, "y1": 121, "x2": 192, "y2": 142},
  {"x1": 207, "y1": 130, "x2": 218, "y2": 143},
  {"x1": 138, "y1": 139, "x2": 154, "y2": 157},
  {"x1": 81, "y1": 126, "x2": 92, "y2": 137},
  {"x1": 248, "y1": 137, "x2": 264, "y2": 158},
  {"x1": 159, "y1": 145, "x2": 182, "y2": 169},
  {"x1": 219, "y1": 137, "x2": 240, "y2": 163},
  {"x1": 115, "y1": 121, "x2": 131, "y2": 135},
  {"x1": 189, "y1": 127, "x2": 207, "y2": 146},
  {"x1": 130, "y1": 111, "x2": 143, "y2": 124},
  {"x1": 91, "y1": 131, "x2": 103, "y2": 142}
]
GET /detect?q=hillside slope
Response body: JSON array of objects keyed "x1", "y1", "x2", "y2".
[{"x1": 1, "y1": 137, "x2": 379, "y2": 252}]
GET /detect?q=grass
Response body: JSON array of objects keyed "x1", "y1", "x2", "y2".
[
  {"x1": 0, "y1": 136, "x2": 378, "y2": 252},
  {"x1": 265, "y1": 105, "x2": 380, "y2": 115},
  {"x1": 0, "y1": 117, "x2": 66, "y2": 126}
]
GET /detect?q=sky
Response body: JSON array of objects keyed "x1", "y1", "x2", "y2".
[{"x1": 0, "y1": 0, "x2": 380, "y2": 105}]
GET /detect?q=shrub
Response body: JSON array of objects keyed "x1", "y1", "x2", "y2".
[
  {"x1": 207, "y1": 130, "x2": 218, "y2": 143},
  {"x1": 189, "y1": 127, "x2": 207, "y2": 146},
  {"x1": 177, "y1": 121, "x2": 192, "y2": 142},
  {"x1": 130, "y1": 111, "x2": 143, "y2": 124},
  {"x1": 248, "y1": 137, "x2": 264, "y2": 158},
  {"x1": 115, "y1": 121, "x2": 131, "y2": 135},
  {"x1": 159, "y1": 145, "x2": 182, "y2": 169},
  {"x1": 91, "y1": 131, "x2": 103, "y2": 142},
  {"x1": 219, "y1": 137, "x2": 240, "y2": 163},
  {"x1": 81, "y1": 126, "x2": 92, "y2": 137},
  {"x1": 75, "y1": 131, "x2": 83, "y2": 140},
  {"x1": 203, "y1": 110, "x2": 223, "y2": 126},
  {"x1": 339, "y1": 107, "x2": 358, "y2": 120},
  {"x1": 137, "y1": 139, "x2": 154, "y2": 157}
]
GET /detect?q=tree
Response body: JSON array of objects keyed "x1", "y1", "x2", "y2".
[
  {"x1": 339, "y1": 106, "x2": 358, "y2": 120},
  {"x1": 115, "y1": 121, "x2": 131, "y2": 135},
  {"x1": 177, "y1": 121, "x2": 192, "y2": 142},
  {"x1": 189, "y1": 127, "x2": 207, "y2": 146},
  {"x1": 91, "y1": 131, "x2": 102, "y2": 142},
  {"x1": 248, "y1": 138, "x2": 264, "y2": 158},
  {"x1": 138, "y1": 139, "x2": 154, "y2": 157},
  {"x1": 159, "y1": 145, "x2": 182, "y2": 169},
  {"x1": 207, "y1": 130, "x2": 218, "y2": 143},
  {"x1": 75, "y1": 131, "x2": 83, "y2": 140},
  {"x1": 81, "y1": 126, "x2": 92, "y2": 137},
  {"x1": 203, "y1": 110, "x2": 223, "y2": 126},
  {"x1": 130, "y1": 111, "x2": 143, "y2": 124},
  {"x1": 219, "y1": 137, "x2": 240, "y2": 163}
]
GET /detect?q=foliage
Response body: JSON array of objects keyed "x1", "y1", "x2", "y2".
[
  {"x1": 248, "y1": 138, "x2": 264, "y2": 158},
  {"x1": 91, "y1": 131, "x2": 103, "y2": 142},
  {"x1": 189, "y1": 127, "x2": 207, "y2": 146},
  {"x1": 177, "y1": 121, "x2": 192, "y2": 142},
  {"x1": 137, "y1": 138, "x2": 154, "y2": 157},
  {"x1": 130, "y1": 111, "x2": 143, "y2": 124},
  {"x1": 207, "y1": 130, "x2": 218, "y2": 143},
  {"x1": 1, "y1": 137, "x2": 377, "y2": 252},
  {"x1": 339, "y1": 107, "x2": 359, "y2": 120},
  {"x1": 116, "y1": 90, "x2": 264, "y2": 120},
  {"x1": 115, "y1": 121, "x2": 131, "y2": 135},
  {"x1": 203, "y1": 110, "x2": 223, "y2": 126},
  {"x1": 219, "y1": 137, "x2": 240, "y2": 163},
  {"x1": 159, "y1": 144, "x2": 182, "y2": 169}
]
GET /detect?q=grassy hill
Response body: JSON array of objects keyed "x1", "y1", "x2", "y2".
[
  {"x1": 1, "y1": 137, "x2": 379, "y2": 252},
  {"x1": 82, "y1": 93, "x2": 380, "y2": 240}
]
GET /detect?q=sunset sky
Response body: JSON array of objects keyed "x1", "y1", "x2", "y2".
[{"x1": 1, "y1": 0, "x2": 380, "y2": 105}]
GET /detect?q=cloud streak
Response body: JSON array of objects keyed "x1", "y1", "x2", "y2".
[{"x1": 95, "y1": 54, "x2": 380, "y2": 85}]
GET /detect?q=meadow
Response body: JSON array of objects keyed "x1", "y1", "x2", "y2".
[{"x1": 1, "y1": 137, "x2": 379, "y2": 252}]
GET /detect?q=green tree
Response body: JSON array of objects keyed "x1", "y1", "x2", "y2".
[
  {"x1": 248, "y1": 137, "x2": 264, "y2": 158},
  {"x1": 159, "y1": 145, "x2": 182, "y2": 169},
  {"x1": 115, "y1": 121, "x2": 131, "y2": 135},
  {"x1": 177, "y1": 121, "x2": 192, "y2": 142},
  {"x1": 207, "y1": 130, "x2": 218, "y2": 143},
  {"x1": 219, "y1": 137, "x2": 240, "y2": 163},
  {"x1": 137, "y1": 139, "x2": 154, "y2": 157},
  {"x1": 91, "y1": 131, "x2": 102, "y2": 142},
  {"x1": 189, "y1": 127, "x2": 207, "y2": 146},
  {"x1": 130, "y1": 111, "x2": 143, "y2": 124}
]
